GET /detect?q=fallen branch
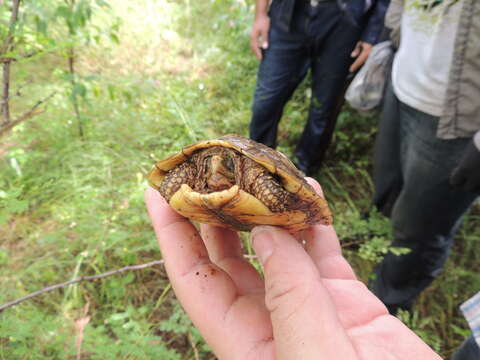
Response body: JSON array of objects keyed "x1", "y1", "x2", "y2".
[
  {"x1": 0, "y1": 260, "x2": 165, "y2": 313},
  {"x1": 0, "y1": 253, "x2": 261, "y2": 313},
  {"x1": 0, "y1": 91, "x2": 56, "y2": 137}
]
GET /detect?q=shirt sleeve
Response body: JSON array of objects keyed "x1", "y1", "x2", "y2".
[
  {"x1": 460, "y1": 292, "x2": 480, "y2": 348},
  {"x1": 361, "y1": 0, "x2": 391, "y2": 44}
]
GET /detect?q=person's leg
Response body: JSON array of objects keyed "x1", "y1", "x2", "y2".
[
  {"x1": 372, "y1": 80, "x2": 403, "y2": 217},
  {"x1": 294, "y1": 6, "x2": 361, "y2": 173},
  {"x1": 249, "y1": 4, "x2": 310, "y2": 148},
  {"x1": 370, "y1": 102, "x2": 479, "y2": 313},
  {"x1": 452, "y1": 336, "x2": 480, "y2": 360}
]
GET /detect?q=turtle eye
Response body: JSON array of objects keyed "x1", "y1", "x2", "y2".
[{"x1": 223, "y1": 156, "x2": 234, "y2": 172}]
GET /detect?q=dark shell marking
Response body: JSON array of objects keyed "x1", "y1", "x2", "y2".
[{"x1": 218, "y1": 135, "x2": 305, "y2": 179}]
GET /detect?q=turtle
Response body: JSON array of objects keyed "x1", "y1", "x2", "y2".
[{"x1": 148, "y1": 135, "x2": 332, "y2": 232}]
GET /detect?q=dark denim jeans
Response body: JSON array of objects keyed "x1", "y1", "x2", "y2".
[
  {"x1": 370, "y1": 82, "x2": 479, "y2": 313},
  {"x1": 249, "y1": 1, "x2": 362, "y2": 172},
  {"x1": 452, "y1": 336, "x2": 480, "y2": 360}
]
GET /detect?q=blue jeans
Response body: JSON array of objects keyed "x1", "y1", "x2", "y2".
[
  {"x1": 249, "y1": 1, "x2": 362, "y2": 171},
  {"x1": 370, "y1": 83, "x2": 479, "y2": 312}
]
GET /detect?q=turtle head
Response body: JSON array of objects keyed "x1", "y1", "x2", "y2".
[{"x1": 206, "y1": 153, "x2": 236, "y2": 191}]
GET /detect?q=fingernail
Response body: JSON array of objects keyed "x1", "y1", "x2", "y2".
[
  {"x1": 251, "y1": 226, "x2": 274, "y2": 263},
  {"x1": 262, "y1": 41, "x2": 268, "y2": 49}
]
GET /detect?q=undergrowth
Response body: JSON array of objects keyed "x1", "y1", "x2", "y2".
[{"x1": 0, "y1": 0, "x2": 478, "y2": 359}]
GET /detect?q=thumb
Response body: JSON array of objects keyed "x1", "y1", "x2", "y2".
[
  {"x1": 261, "y1": 27, "x2": 269, "y2": 50},
  {"x1": 251, "y1": 226, "x2": 357, "y2": 360}
]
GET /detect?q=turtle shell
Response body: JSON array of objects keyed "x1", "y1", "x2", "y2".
[{"x1": 148, "y1": 135, "x2": 332, "y2": 231}]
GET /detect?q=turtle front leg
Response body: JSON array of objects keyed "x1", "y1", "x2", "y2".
[
  {"x1": 159, "y1": 161, "x2": 197, "y2": 202},
  {"x1": 243, "y1": 158, "x2": 298, "y2": 212}
]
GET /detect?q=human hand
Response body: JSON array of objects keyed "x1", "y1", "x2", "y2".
[
  {"x1": 349, "y1": 41, "x2": 373, "y2": 72},
  {"x1": 145, "y1": 179, "x2": 441, "y2": 360},
  {"x1": 250, "y1": 14, "x2": 270, "y2": 60},
  {"x1": 450, "y1": 137, "x2": 480, "y2": 192}
]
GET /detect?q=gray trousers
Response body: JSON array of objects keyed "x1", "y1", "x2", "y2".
[
  {"x1": 370, "y1": 82, "x2": 479, "y2": 312},
  {"x1": 452, "y1": 336, "x2": 480, "y2": 360}
]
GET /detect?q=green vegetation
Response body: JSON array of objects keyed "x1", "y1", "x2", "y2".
[{"x1": 1, "y1": 0, "x2": 478, "y2": 359}]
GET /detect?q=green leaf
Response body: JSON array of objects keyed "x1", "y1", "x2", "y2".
[
  {"x1": 55, "y1": 5, "x2": 72, "y2": 20},
  {"x1": 73, "y1": 82, "x2": 87, "y2": 98},
  {"x1": 0, "y1": 249, "x2": 8, "y2": 265},
  {"x1": 9, "y1": 199, "x2": 29, "y2": 213},
  {"x1": 34, "y1": 16, "x2": 47, "y2": 34},
  {"x1": 95, "y1": 0, "x2": 111, "y2": 8},
  {"x1": 109, "y1": 32, "x2": 119, "y2": 44},
  {"x1": 107, "y1": 84, "x2": 116, "y2": 100},
  {"x1": 109, "y1": 312, "x2": 130, "y2": 322}
]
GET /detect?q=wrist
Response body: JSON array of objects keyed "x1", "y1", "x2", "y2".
[{"x1": 255, "y1": 0, "x2": 269, "y2": 20}]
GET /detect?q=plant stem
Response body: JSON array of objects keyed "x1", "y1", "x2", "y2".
[
  {"x1": 1, "y1": 0, "x2": 21, "y2": 125},
  {"x1": 68, "y1": 47, "x2": 84, "y2": 139},
  {"x1": 1, "y1": 62, "x2": 11, "y2": 124},
  {"x1": 0, "y1": 91, "x2": 56, "y2": 137}
]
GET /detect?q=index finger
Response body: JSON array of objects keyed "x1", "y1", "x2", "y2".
[
  {"x1": 251, "y1": 42, "x2": 262, "y2": 60},
  {"x1": 145, "y1": 186, "x2": 210, "y2": 278},
  {"x1": 250, "y1": 30, "x2": 262, "y2": 60},
  {"x1": 349, "y1": 57, "x2": 362, "y2": 72},
  {"x1": 144, "y1": 187, "x2": 238, "y2": 337}
]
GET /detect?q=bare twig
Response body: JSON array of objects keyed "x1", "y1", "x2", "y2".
[
  {"x1": 0, "y1": 260, "x2": 165, "y2": 312},
  {"x1": 0, "y1": 51, "x2": 41, "y2": 63},
  {"x1": 0, "y1": 57, "x2": 16, "y2": 63},
  {"x1": 0, "y1": 91, "x2": 56, "y2": 137},
  {"x1": 341, "y1": 239, "x2": 366, "y2": 248},
  {"x1": 0, "y1": 252, "x2": 262, "y2": 313},
  {"x1": 2, "y1": 79, "x2": 32, "y2": 102}
]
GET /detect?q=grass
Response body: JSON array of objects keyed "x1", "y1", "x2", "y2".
[{"x1": 1, "y1": 0, "x2": 479, "y2": 358}]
